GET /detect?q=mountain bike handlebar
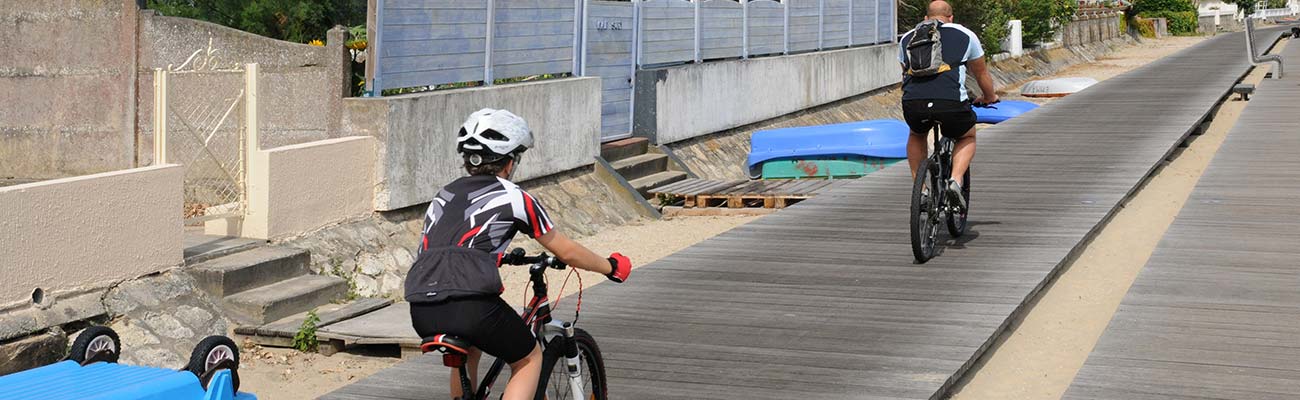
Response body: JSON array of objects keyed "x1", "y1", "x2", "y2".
[
  {"x1": 501, "y1": 248, "x2": 567, "y2": 269},
  {"x1": 972, "y1": 100, "x2": 1001, "y2": 108}
]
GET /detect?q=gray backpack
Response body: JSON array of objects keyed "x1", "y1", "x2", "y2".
[{"x1": 904, "y1": 20, "x2": 951, "y2": 77}]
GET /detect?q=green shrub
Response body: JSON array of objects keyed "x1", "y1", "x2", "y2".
[
  {"x1": 1132, "y1": 0, "x2": 1196, "y2": 15},
  {"x1": 1014, "y1": 0, "x2": 1079, "y2": 44},
  {"x1": 1138, "y1": 11, "x2": 1198, "y2": 34},
  {"x1": 291, "y1": 309, "x2": 321, "y2": 352},
  {"x1": 979, "y1": 0, "x2": 1013, "y2": 54}
]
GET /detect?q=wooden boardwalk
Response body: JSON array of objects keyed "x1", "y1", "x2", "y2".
[
  {"x1": 324, "y1": 32, "x2": 1271, "y2": 400},
  {"x1": 1063, "y1": 36, "x2": 1300, "y2": 400}
]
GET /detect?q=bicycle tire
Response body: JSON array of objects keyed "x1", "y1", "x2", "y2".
[
  {"x1": 910, "y1": 158, "x2": 939, "y2": 263},
  {"x1": 947, "y1": 168, "x2": 970, "y2": 237},
  {"x1": 536, "y1": 328, "x2": 608, "y2": 400}
]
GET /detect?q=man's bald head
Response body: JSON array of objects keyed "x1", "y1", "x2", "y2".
[{"x1": 927, "y1": 0, "x2": 954, "y2": 22}]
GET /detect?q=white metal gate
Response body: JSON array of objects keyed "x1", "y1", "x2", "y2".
[{"x1": 152, "y1": 66, "x2": 254, "y2": 224}]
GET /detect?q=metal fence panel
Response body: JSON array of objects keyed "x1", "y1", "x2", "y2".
[
  {"x1": 586, "y1": 0, "x2": 636, "y2": 140},
  {"x1": 788, "y1": 0, "x2": 820, "y2": 52},
  {"x1": 746, "y1": 0, "x2": 785, "y2": 56},
  {"x1": 157, "y1": 69, "x2": 248, "y2": 222},
  {"x1": 823, "y1": 0, "x2": 851, "y2": 48},
  {"x1": 851, "y1": 0, "x2": 877, "y2": 44},
  {"x1": 376, "y1": 0, "x2": 488, "y2": 91},
  {"x1": 493, "y1": 0, "x2": 576, "y2": 79},
  {"x1": 639, "y1": 0, "x2": 696, "y2": 65},
  {"x1": 700, "y1": 0, "x2": 743, "y2": 60}
]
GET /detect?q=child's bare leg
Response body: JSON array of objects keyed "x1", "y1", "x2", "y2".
[{"x1": 501, "y1": 345, "x2": 543, "y2": 400}]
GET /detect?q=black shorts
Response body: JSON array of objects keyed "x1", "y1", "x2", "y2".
[
  {"x1": 902, "y1": 99, "x2": 977, "y2": 139},
  {"x1": 410, "y1": 296, "x2": 536, "y2": 363}
]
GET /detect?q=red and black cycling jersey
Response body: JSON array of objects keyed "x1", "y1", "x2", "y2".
[{"x1": 404, "y1": 175, "x2": 554, "y2": 303}]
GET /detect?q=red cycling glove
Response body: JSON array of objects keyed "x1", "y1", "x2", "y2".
[{"x1": 606, "y1": 253, "x2": 631, "y2": 283}]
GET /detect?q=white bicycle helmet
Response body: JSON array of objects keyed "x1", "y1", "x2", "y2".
[{"x1": 457, "y1": 108, "x2": 534, "y2": 166}]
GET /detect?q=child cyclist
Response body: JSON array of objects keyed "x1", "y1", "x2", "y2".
[{"x1": 405, "y1": 108, "x2": 632, "y2": 400}]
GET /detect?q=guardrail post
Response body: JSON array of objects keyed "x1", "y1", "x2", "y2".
[
  {"x1": 485, "y1": 0, "x2": 496, "y2": 86},
  {"x1": 783, "y1": 0, "x2": 790, "y2": 54},
  {"x1": 152, "y1": 68, "x2": 168, "y2": 165},
  {"x1": 742, "y1": 0, "x2": 749, "y2": 58},
  {"x1": 848, "y1": 0, "x2": 854, "y2": 46},
  {"x1": 694, "y1": 0, "x2": 702, "y2": 62},
  {"x1": 631, "y1": 0, "x2": 641, "y2": 133},
  {"x1": 368, "y1": 0, "x2": 384, "y2": 95},
  {"x1": 575, "y1": 0, "x2": 586, "y2": 76},
  {"x1": 818, "y1": 0, "x2": 825, "y2": 49}
]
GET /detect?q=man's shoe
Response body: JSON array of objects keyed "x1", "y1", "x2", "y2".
[{"x1": 946, "y1": 178, "x2": 967, "y2": 211}]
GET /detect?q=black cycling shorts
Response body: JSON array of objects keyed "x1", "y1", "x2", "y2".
[
  {"x1": 410, "y1": 296, "x2": 536, "y2": 363},
  {"x1": 902, "y1": 99, "x2": 977, "y2": 139}
]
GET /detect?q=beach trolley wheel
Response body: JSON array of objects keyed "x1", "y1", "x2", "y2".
[
  {"x1": 67, "y1": 326, "x2": 121, "y2": 365},
  {"x1": 186, "y1": 335, "x2": 241, "y2": 392}
]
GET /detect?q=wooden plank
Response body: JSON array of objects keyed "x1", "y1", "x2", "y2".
[
  {"x1": 1063, "y1": 35, "x2": 1300, "y2": 400},
  {"x1": 328, "y1": 26, "x2": 1271, "y2": 400}
]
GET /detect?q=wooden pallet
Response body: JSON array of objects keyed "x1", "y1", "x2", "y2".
[{"x1": 650, "y1": 178, "x2": 841, "y2": 209}]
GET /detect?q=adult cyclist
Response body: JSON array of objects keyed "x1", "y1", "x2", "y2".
[
  {"x1": 404, "y1": 108, "x2": 633, "y2": 400},
  {"x1": 899, "y1": 0, "x2": 998, "y2": 210}
]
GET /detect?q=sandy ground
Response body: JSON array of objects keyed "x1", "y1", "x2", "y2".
[
  {"x1": 237, "y1": 214, "x2": 758, "y2": 400},
  {"x1": 949, "y1": 37, "x2": 1283, "y2": 400}
]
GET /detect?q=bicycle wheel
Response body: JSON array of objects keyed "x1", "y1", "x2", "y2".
[
  {"x1": 910, "y1": 158, "x2": 941, "y2": 263},
  {"x1": 537, "y1": 328, "x2": 608, "y2": 400},
  {"x1": 947, "y1": 167, "x2": 970, "y2": 237}
]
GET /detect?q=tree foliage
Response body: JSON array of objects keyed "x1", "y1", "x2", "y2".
[
  {"x1": 1131, "y1": 0, "x2": 1196, "y2": 15},
  {"x1": 900, "y1": 0, "x2": 1077, "y2": 48},
  {"x1": 147, "y1": 0, "x2": 366, "y2": 43}
]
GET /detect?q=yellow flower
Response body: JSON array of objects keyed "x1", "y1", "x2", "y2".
[{"x1": 308, "y1": 39, "x2": 325, "y2": 47}]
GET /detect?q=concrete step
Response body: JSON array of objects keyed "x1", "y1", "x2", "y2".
[
  {"x1": 610, "y1": 153, "x2": 669, "y2": 182},
  {"x1": 190, "y1": 246, "x2": 310, "y2": 298},
  {"x1": 223, "y1": 275, "x2": 349, "y2": 325},
  {"x1": 183, "y1": 234, "x2": 263, "y2": 265},
  {"x1": 628, "y1": 170, "x2": 688, "y2": 197},
  {"x1": 600, "y1": 137, "x2": 649, "y2": 162}
]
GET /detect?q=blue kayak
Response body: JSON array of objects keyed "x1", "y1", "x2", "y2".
[
  {"x1": 747, "y1": 119, "x2": 909, "y2": 178},
  {"x1": 974, "y1": 100, "x2": 1038, "y2": 124}
]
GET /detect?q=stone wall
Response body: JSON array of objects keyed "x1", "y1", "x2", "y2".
[
  {"x1": 340, "y1": 77, "x2": 603, "y2": 211},
  {"x1": 0, "y1": 0, "x2": 140, "y2": 179},
  {"x1": 634, "y1": 44, "x2": 902, "y2": 145},
  {"x1": 1062, "y1": 12, "x2": 1122, "y2": 47},
  {"x1": 278, "y1": 166, "x2": 642, "y2": 298},
  {"x1": 1199, "y1": 14, "x2": 1242, "y2": 33}
]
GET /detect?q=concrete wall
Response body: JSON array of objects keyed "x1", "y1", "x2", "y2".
[
  {"x1": 634, "y1": 44, "x2": 901, "y2": 145},
  {"x1": 0, "y1": 165, "x2": 184, "y2": 307},
  {"x1": 341, "y1": 77, "x2": 602, "y2": 211},
  {"x1": 252, "y1": 137, "x2": 375, "y2": 239},
  {"x1": 0, "y1": 1, "x2": 350, "y2": 180},
  {"x1": 1061, "y1": 12, "x2": 1121, "y2": 47},
  {"x1": 135, "y1": 12, "x2": 351, "y2": 165},
  {"x1": 0, "y1": 0, "x2": 140, "y2": 179}
]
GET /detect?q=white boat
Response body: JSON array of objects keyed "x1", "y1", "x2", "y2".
[{"x1": 1020, "y1": 77, "x2": 1099, "y2": 98}]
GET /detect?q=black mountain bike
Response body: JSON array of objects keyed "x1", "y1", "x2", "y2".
[
  {"x1": 909, "y1": 116, "x2": 976, "y2": 263},
  {"x1": 420, "y1": 249, "x2": 608, "y2": 400}
]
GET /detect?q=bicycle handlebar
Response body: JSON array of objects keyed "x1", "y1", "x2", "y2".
[
  {"x1": 972, "y1": 100, "x2": 1001, "y2": 108},
  {"x1": 502, "y1": 248, "x2": 567, "y2": 269}
]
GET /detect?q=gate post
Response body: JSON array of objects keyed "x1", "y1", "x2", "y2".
[
  {"x1": 783, "y1": 0, "x2": 790, "y2": 54},
  {"x1": 742, "y1": 0, "x2": 750, "y2": 59},
  {"x1": 818, "y1": 0, "x2": 825, "y2": 49},
  {"x1": 152, "y1": 68, "x2": 168, "y2": 165},
  {"x1": 694, "y1": 0, "x2": 702, "y2": 62},
  {"x1": 485, "y1": 0, "x2": 497, "y2": 85}
]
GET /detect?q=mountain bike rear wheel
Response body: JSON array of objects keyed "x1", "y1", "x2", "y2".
[
  {"x1": 947, "y1": 168, "x2": 970, "y2": 237},
  {"x1": 537, "y1": 328, "x2": 608, "y2": 400},
  {"x1": 910, "y1": 158, "x2": 941, "y2": 263}
]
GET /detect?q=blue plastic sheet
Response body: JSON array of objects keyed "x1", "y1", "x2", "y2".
[{"x1": 747, "y1": 119, "x2": 910, "y2": 177}]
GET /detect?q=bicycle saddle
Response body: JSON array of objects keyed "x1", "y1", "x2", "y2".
[{"x1": 421, "y1": 334, "x2": 472, "y2": 356}]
